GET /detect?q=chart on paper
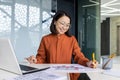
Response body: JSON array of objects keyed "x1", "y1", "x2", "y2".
[{"x1": 49, "y1": 64, "x2": 102, "y2": 73}]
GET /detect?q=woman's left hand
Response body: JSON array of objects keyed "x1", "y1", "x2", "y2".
[{"x1": 86, "y1": 60, "x2": 98, "y2": 68}]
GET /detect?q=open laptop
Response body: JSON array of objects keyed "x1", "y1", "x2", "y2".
[{"x1": 0, "y1": 38, "x2": 50, "y2": 75}]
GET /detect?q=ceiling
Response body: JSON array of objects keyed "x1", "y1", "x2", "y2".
[
  {"x1": 1, "y1": 0, "x2": 119, "y2": 21},
  {"x1": 81, "y1": 0, "x2": 120, "y2": 21},
  {"x1": 101, "y1": 0, "x2": 120, "y2": 20}
]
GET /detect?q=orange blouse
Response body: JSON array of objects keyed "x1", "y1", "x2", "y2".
[{"x1": 36, "y1": 34, "x2": 89, "y2": 80}]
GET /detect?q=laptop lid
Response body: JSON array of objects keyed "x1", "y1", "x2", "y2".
[
  {"x1": 0, "y1": 38, "x2": 22, "y2": 75},
  {"x1": 0, "y1": 38, "x2": 50, "y2": 75}
]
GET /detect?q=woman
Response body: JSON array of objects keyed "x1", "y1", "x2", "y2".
[{"x1": 27, "y1": 10, "x2": 98, "y2": 80}]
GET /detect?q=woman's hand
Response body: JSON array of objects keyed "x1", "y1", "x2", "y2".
[
  {"x1": 26, "y1": 55, "x2": 37, "y2": 64},
  {"x1": 86, "y1": 60, "x2": 98, "y2": 68}
]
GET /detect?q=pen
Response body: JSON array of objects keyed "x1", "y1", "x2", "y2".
[{"x1": 92, "y1": 52, "x2": 95, "y2": 62}]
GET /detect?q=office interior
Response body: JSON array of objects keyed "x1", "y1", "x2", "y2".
[{"x1": 0, "y1": 0, "x2": 119, "y2": 63}]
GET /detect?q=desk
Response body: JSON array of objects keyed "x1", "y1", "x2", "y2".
[
  {"x1": 0, "y1": 63, "x2": 120, "y2": 80},
  {"x1": 0, "y1": 69, "x2": 18, "y2": 80},
  {"x1": 87, "y1": 64, "x2": 120, "y2": 80}
]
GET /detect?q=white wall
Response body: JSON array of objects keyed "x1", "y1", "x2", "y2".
[{"x1": 110, "y1": 16, "x2": 120, "y2": 55}]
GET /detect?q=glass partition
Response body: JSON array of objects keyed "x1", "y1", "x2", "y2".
[{"x1": 77, "y1": 0, "x2": 100, "y2": 61}]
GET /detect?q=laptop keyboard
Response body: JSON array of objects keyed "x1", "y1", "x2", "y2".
[{"x1": 19, "y1": 64, "x2": 37, "y2": 71}]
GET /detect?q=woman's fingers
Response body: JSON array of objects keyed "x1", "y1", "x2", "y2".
[
  {"x1": 87, "y1": 60, "x2": 98, "y2": 68},
  {"x1": 91, "y1": 61, "x2": 98, "y2": 68},
  {"x1": 25, "y1": 55, "x2": 37, "y2": 64}
]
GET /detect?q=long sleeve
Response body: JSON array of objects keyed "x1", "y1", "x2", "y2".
[
  {"x1": 36, "y1": 37, "x2": 47, "y2": 63},
  {"x1": 72, "y1": 36, "x2": 89, "y2": 66},
  {"x1": 36, "y1": 34, "x2": 89, "y2": 65}
]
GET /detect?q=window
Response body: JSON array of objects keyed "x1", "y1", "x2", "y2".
[{"x1": 0, "y1": 0, "x2": 56, "y2": 61}]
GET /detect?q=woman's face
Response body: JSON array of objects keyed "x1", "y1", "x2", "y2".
[{"x1": 54, "y1": 16, "x2": 70, "y2": 34}]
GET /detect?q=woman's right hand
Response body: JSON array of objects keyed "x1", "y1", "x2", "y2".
[{"x1": 26, "y1": 55, "x2": 37, "y2": 64}]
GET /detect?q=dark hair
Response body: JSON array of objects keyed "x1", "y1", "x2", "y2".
[{"x1": 50, "y1": 10, "x2": 72, "y2": 37}]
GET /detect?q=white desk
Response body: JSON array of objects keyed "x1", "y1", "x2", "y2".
[
  {"x1": 0, "y1": 63, "x2": 120, "y2": 80},
  {"x1": 87, "y1": 63, "x2": 120, "y2": 80},
  {"x1": 0, "y1": 69, "x2": 18, "y2": 80}
]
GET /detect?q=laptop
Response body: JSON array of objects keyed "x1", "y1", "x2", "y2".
[{"x1": 0, "y1": 38, "x2": 50, "y2": 75}]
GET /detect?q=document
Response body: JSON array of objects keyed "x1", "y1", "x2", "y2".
[
  {"x1": 49, "y1": 64, "x2": 102, "y2": 73},
  {"x1": 6, "y1": 71, "x2": 67, "y2": 80}
]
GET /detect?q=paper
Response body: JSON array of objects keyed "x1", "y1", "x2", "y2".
[
  {"x1": 5, "y1": 71, "x2": 66, "y2": 80},
  {"x1": 102, "y1": 70, "x2": 120, "y2": 77},
  {"x1": 5, "y1": 64, "x2": 102, "y2": 80},
  {"x1": 49, "y1": 64, "x2": 102, "y2": 73}
]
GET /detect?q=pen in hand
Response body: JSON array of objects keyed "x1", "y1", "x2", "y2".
[
  {"x1": 87, "y1": 52, "x2": 98, "y2": 68},
  {"x1": 92, "y1": 52, "x2": 95, "y2": 62},
  {"x1": 90, "y1": 52, "x2": 98, "y2": 68}
]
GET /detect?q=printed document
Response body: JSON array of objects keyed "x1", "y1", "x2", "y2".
[
  {"x1": 48, "y1": 64, "x2": 102, "y2": 73},
  {"x1": 6, "y1": 71, "x2": 67, "y2": 80}
]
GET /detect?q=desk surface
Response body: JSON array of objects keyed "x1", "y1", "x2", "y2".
[
  {"x1": 0, "y1": 69, "x2": 18, "y2": 80},
  {"x1": 0, "y1": 63, "x2": 120, "y2": 80},
  {"x1": 87, "y1": 63, "x2": 120, "y2": 80}
]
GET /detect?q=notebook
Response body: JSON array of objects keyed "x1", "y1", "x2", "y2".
[{"x1": 0, "y1": 38, "x2": 50, "y2": 75}]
